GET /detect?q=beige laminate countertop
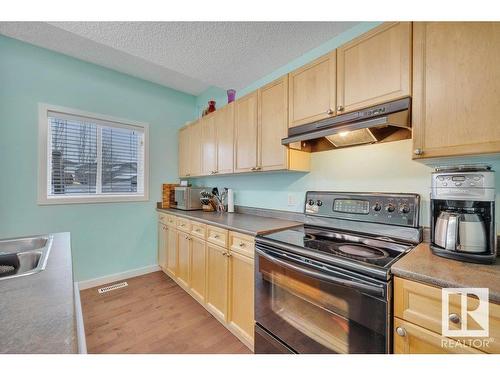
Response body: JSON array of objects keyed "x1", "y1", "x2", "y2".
[
  {"x1": 392, "y1": 243, "x2": 500, "y2": 304},
  {"x1": 156, "y1": 208, "x2": 303, "y2": 236},
  {"x1": 0, "y1": 232, "x2": 77, "y2": 353}
]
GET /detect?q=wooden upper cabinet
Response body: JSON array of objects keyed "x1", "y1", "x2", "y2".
[
  {"x1": 178, "y1": 125, "x2": 190, "y2": 178},
  {"x1": 288, "y1": 51, "x2": 336, "y2": 128},
  {"x1": 336, "y1": 22, "x2": 411, "y2": 114},
  {"x1": 201, "y1": 113, "x2": 217, "y2": 175},
  {"x1": 216, "y1": 103, "x2": 234, "y2": 174},
  {"x1": 234, "y1": 91, "x2": 259, "y2": 172},
  {"x1": 412, "y1": 22, "x2": 500, "y2": 159},
  {"x1": 189, "y1": 121, "x2": 202, "y2": 176},
  {"x1": 258, "y1": 76, "x2": 288, "y2": 171}
]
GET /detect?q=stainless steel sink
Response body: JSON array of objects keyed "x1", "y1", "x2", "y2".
[{"x1": 0, "y1": 235, "x2": 53, "y2": 280}]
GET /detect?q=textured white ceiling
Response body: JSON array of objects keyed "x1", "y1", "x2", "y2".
[{"x1": 0, "y1": 21, "x2": 358, "y2": 95}]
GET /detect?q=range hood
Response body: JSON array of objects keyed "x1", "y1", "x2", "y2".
[{"x1": 282, "y1": 98, "x2": 411, "y2": 152}]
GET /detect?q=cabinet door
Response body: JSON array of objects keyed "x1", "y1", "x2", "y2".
[
  {"x1": 157, "y1": 222, "x2": 168, "y2": 271},
  {"x1": 234, "y1": 92, "x2": 259, "y2": 173},
  {"x1": 190, "y1": 236, "x2": 206, "y2": 303},
  {"x1": 393, "y1": 318, "x2": 482, "y2": 354},
  {"x1": 228, "y1": 251, "x2": 255, "y2": 347},
  {"x1": 206, "y1": 242, "x2": 229, "y2": 322},
  {"x1": 178, "y1": 126, "x2": 190, "y2": 178},
  {"x1": 216, "y1": 103, "x2": 234, "y2": 174},
  {"x1": 412, "y1": 22, "x2": 500, "y2": 159},
  {"x1": 201, "y1": 113, "x2": 217, "y2": 176},
  {"x1": 336, "y1": 22, "x2": 411, "y2": 113},
  {"x1": 189, "y1": 121, "x2": 202, "y2": 176},
  {"x1": 166, "y1": 226, "x2": 177, "y2": 277},
  {"x1": 258, "y1": 76, "x2": 288, "y2": 171},
  {"x1": 288, "y1": 52, "x2": 336, "y2": 128},
  {"x1": 176, "y1": 231, "x2": 191, "y2": 288}
]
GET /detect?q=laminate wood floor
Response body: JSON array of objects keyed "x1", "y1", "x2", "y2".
[{"x1": 81, "y1": 271, "x2": 252, "y2": 354}]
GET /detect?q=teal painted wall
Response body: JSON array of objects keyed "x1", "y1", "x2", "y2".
[
  {"x1": 0, "y1": 35, "x2": 196, "y2": 281},
  {"x1": 191, "y1": 22, "x2": 500, "y2": 229}
]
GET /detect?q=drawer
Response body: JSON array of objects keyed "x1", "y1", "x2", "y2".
[
  {"x1": 190, "y1": 221, "x2": 207, "y2": 239},
  {"x1": 176, "y1": 217, "x2": 191, "y2": 232},
  {"x1": 394, "y1": 277, "x2": 500, "y2": 353},
  {"x1": 393, "y1": 317, "x2": 482, "y2": 354},
  {"x1": 229, "y1": 231, "x2": 255, "y2": 258},
  {"x1": 158, "y1": 213, "x2": 167, "y2": 223},
  {"x1": 207, "y1": 225, "x2": 228, "y2": 247},
  {"x1": 165, "y1": 214, "x2": 176, "y2": 227}
]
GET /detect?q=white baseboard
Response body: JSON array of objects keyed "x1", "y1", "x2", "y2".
[{"x1": 78, "y1": 264, "x2": 160, "y2": 290}]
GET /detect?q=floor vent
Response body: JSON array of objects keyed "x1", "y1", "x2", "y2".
[{"x1": 98, "y1": 281, "x2": 128, "y2": 294}]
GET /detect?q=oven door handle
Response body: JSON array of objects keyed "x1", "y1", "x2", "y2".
[{"x1": 256, "y1": 248, "x2": 385, "y2": 298}]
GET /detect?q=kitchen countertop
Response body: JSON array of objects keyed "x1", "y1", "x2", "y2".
[
  {"x1": 156, "y1": 208, "x2": 303, "y2": 236},
  {"x1": 392, "y1": 242, "x2": 500, "y2": 304},
  {"x1": 0, "y1": 232, "x2": 77, "y2": 353}
]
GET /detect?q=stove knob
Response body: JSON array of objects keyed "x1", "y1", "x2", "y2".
[
  {"x1": 385, "y1": 204, "x2": 395, "y2": 213},
  {"x1": 308, "y1": 199, "x2": 315, "y2": 206},
  {"x1": 399, "y1": 204, "x2": 410, "y2": 214},
  {"x1": 372, "y1": 203, "x2": 382, "y2": 212},
  {"x1": 316, "y1": 200, "x2": 323, "y2": 207}
]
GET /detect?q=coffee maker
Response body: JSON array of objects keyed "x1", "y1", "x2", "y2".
[{"x1": 430, "y1": 165, "x2": 496, "y2": 264}]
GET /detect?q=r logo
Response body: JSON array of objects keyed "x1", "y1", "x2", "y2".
[{"x1": 442, "y1": 288, "x2": 489, "y2": 337}]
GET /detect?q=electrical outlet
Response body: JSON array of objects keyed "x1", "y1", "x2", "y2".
[{"x1": 287, "y1": 193, "x2": 297, "y2": 207}]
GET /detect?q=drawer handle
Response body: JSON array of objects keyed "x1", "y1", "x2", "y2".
[
  {"x1": 449, "y1": 313, "x2": 461, "y2": 324},
  {"x1": 238, "y1": 242, "x2": 245, "y2": 247},
  {"x1": 214, "y1": 234, "x2": 220, "y2": 239},
  {"x1": 195, "y1": 229, "x2": 201, "y2": 232},
  {"x1": 396, "y1": 326, "x2": 406, "y2": 337}
]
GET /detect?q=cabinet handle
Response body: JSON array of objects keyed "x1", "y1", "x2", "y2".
[
  {"x1": 238, "y1": 242, "x2": 245, "y2": 247},
  {"x1": 396, "y1": 326, "x2": 407, "y2": 337},
  {"x1": 250, "y1": 167, "x2": 256, "y2": 171},
  {"x1": 336, "y1": 105, "x2": 344, "y2": 112},
  {"x1": 414, "y1": 148, "x2": 423, "y2": 156},
  {"x1": 222, "y1": 252, "x2": 228, "y2": 256},
  {"x1": 185, "y1": 173, "x2": 191, "y2": 177},
  {"x1": 326, "y1": 108, "x2": 334, "y2": 115},
  {"x1": 449, "y1": 313, "x2": 461, "y2": 324},
  {"x1": 214, "y1": 234, "x2": 219, "y2": 239}
]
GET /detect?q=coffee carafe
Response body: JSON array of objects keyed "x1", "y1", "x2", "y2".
[{"x1": 430, "y1": 166, "x2": 496, "y2": 264}]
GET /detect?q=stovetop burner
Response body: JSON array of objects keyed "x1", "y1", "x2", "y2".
[{"x1": 259, "y1": 226, "x2": 412, "y2": 273}]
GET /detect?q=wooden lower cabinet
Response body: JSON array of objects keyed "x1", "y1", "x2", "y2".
[
  {"x1": 190, "y1": 236, "x2": 206, "y2": 303},
  {"x1": 206, "y1": 242, "x2": 229, "y2": 322},
  {"x1": 228, "y1": 251, "x2": 255, "y2": 347},
  {"x1": 165, "y1": 226, "x2": 177, "y2": 277},
  {"x1": 157, "y1": 214, "x2": 255, "y2": 351},
  {"x1": 157, "y1": 222, "x2": 168, "y2": 271},
  {"x1": 394, "y1": 276, "x2": 499, "y2": 354},
  {"x1": 176, "y1": 231, "x2": 191, "y2": 288},
  {"x1": 394, "y1": 318, "x2": 482, "y2": 354}
]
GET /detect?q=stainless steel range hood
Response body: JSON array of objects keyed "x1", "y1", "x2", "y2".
[{"x1": 282, "y1": 98, "x2": 411, "y2": 152}]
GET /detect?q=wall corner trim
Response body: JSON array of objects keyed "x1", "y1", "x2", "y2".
[{"x1": 78, "y1": 264, "x2": 160, "y2": 290}]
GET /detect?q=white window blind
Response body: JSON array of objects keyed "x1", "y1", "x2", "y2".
[{"x1": 39, "y1": 105, "x2": 148, "y2": 204}]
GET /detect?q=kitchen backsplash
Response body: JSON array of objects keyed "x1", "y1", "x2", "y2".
[{"x1": 189, "y1": 139, "x2": 500, "y2": 229}]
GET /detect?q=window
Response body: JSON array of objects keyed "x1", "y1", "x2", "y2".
[{"x1": 38, "y1": 104, "x2": 149, "y2": 204}]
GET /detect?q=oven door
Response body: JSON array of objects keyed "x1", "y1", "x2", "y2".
[{"x1": 255, "y1": 244, "x2": 389, "y2": 354}]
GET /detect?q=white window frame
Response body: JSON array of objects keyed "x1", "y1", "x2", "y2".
[{"x1": 38, "y1": 103, "x2": 150, "y2": 205}]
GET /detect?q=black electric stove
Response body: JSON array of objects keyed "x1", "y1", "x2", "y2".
[{"x1": 254, "y1": 192, "x2": 422, "y2": 354}]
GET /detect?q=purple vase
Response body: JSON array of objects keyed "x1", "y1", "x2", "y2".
[{"x1": 227, "y1": 89, "x2": 236, "y2": 103}]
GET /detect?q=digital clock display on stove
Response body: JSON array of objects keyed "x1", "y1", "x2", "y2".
[{"x1": 333, "y1": 199, "x2": 370, "y2": 214}]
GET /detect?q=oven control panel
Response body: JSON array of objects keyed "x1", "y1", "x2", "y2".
[{"x1": 305, "y1": 192, "x2": 420, "y2": 227}]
